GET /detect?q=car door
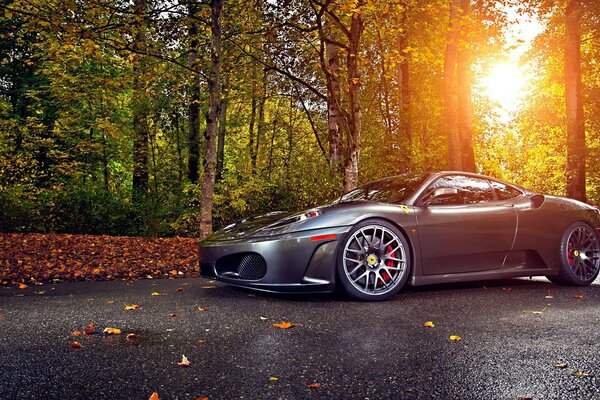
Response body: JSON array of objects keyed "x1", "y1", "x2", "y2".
[{"x1": 415, "y1": 174, "x2": 518, "y2": 275}]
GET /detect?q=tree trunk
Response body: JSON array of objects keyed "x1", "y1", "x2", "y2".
[
  {"x1": 343, "y1": 7, "x2": 363, "y2": 192},
  {"x1": 397, "y1": 7, "x2": 412, "y2": 171},
  {"x1": 565, "y1": 0, "x2": 586, "y2": 202},
  {"x1": 187, "y1": 1, "x2": 201, "y2": 183},
  {"x1": 443, "y1": 0, "x2": 461, "y2": 170},
  {"x1": 254, "y1": 69, "x2": 267, "y2": 174},
  {"x1": 199, "y1": 0, "x2": 223, "y2": 240},
  {"x1": 216, "y1": 79, "x2": 228, "y2": 181},
  {"x1": 457, "y1": 0, "x2": 475, "y2": 172},
  {"x1": 326, "y1": 41, "x2": 343, "y2": 173},
  {"x1": 132, "y1": 0, "x2": 149, "y2": 202},
  {"x1": 248, "y1": 73, "x2": 257, "y2": 173}
]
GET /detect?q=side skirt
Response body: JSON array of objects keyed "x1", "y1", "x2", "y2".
[{"x1": 410, "y1": 268, "x2": 554, "y2": 286}]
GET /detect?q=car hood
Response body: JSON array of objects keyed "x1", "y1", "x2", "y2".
[{"x1": 206, "y1": 211, "x2": 297, "y2": 241}]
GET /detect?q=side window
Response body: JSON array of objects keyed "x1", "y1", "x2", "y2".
[
  {"x1": 490, "y1": 181, "x2": 522, "y2": 201},
  {"x1": 426, "y1": 175, "x2": 494, "y2": 206}
]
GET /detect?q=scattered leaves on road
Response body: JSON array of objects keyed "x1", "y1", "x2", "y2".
[
  {"x1": 151, "y1": 292, "x2": 162, "y2": 296},
  {"x1": 197, "y1": 340, "x2": 206, "y2": 344},
  {"x1": 168, "y1": 313, "x2": 180, "y2": 318},
  {"x1": 124, "y1": 304, "x2": 141, "y2": 311},
  {"x1": 269, "y1": 376, "x2": 279, "y2": 381},
  {"x1": 308, "y1": 383, "x2": 320, "y2": 389},
  {"x1": 574, "y1": 294, "x2": 585, "y2": 299},
  {"x1": 554, "y1": 362, "x2": 568, "y2": 369},
  {"x1": 272, "y1": 321, "x2": 296, "y2": 329},
  {"x1": 177, "y1": 355, "x2": 191, "y2": 367},
  {"x1": 449, "y1": 335, "x2": 462, "y2": 341},
  {"x1": 422, "y1": 321, "x2": 435, "y2": 328},
  {"x1": 103, "y1": 327, "x2": 122, "y2": 335},
  {"x1": 196, "y1": 307, "x2": 208, "y2": 312},
  {"x1": 71, "y1": 330, "x2": 81, "y2": 336},
  {"x1": 18, "y1": 283, "x2": 27, "y2": 289},
  {"x1": 70, "y1": 341, "x2": 83, "y2": 349},
  {"x1": 126, "y1": 333, "x2": 138, "y2": 340}
]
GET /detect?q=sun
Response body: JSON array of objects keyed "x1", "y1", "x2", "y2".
[{"x1": 480, "y1": 62, "x2": 528, "y2": 114}]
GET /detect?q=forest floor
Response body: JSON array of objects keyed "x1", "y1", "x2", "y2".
[{"x1": 0, "y1": 233, "x2": 199, "y2": 287}]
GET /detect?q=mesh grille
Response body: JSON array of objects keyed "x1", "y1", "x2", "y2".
[{"x1": 215, "y1": 253, "x2": 267, "y2": 280}]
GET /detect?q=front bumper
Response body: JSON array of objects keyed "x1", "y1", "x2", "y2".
[{"x1": 199, "y1": 227, "x2": 351, "y2": 293}]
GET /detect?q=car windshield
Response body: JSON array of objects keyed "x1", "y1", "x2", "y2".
[{"x1": 337, "y1": 173, "x2": 430, "y2": 204}]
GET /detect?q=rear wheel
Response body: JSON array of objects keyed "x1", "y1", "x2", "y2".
[
  {"x1": 336, "y1": 219, "x2": 410, "y2": 301},
  {"x1": 548, "y1": 222, "x2": 600, "y2": 286}
]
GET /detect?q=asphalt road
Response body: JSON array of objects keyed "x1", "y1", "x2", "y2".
[{"x1": 1, "y1": 277, "x2": 600, "y2": 400}]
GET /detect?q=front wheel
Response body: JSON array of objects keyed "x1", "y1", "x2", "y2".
[
  {"x1": 549, "y1": 222, "x2": 600, "y2": 286},
  {"x1": 336, "y1": 219, "x2": 411, "y2": 301}
]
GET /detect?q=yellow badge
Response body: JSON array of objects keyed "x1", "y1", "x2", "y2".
[{"x1": 399, "y1": 205, "x2": 410, "y2": 214}]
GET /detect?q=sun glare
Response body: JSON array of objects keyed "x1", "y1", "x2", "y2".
[{"x1": 480, "y1": 62, "x2": 528, "y2": 114}]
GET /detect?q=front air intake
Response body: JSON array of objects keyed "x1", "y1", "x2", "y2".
[{"x1": 215, "y1": 253, "x2": 267, "y2": 280}]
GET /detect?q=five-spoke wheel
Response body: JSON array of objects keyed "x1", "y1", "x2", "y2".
[{"x1": 336, "y1": 219, "x2": 410, "y2": 301}]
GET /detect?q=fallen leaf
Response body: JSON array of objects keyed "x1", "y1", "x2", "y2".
[
  {"x1": 200, "y1": 285, "x2": 216, "y2": 289},
  {"x1": 574, "y1": 294, "x2": 585, "y2": 299},
  {"x1": 554, "y1": 362, "x2": 568, "y2": 369},
  {"x1": 124, "y1": 304, "x2": 141, "y2": 311},
  {"x1": 502, "y1": 287, "x2": 512, "y2": 291},
  {"x1": 269, "y1": 376, "x2": 279, "y2": 381},
  {"x1": 197, "y1": 340, "x2": 206, "y2": 344},
  {"x1": 272, "y1": 321, "x2": 295, "y2": 329},
  {"x1": 103, "y1": 327, "x2": 122, "y2": 335},
  {"x1": 168, "y1": 313, "x2": 180, "y2": 317},
  {"x1": 449, "y1": 335, "x2": 462, "y2": 341},
  {"x1": 149, "y1": 392, "x2": 159, "y2": 400},
  {"x1": 531, "y1": 310, "x2": 544, "y2": 314},
  {"x1": 71, "y1": 330, "x2": 81, "y2": 336},
  {"x1": 194, "y1": 397, "x2": 208, "y2": 400},
  {"x1": 197, "y1": 307, "x2": 208, "y2": 312},
  {"x1": 571, "y1": 371, "x2": 593, "y2": 377},
  {"x1": 126, "y1": 333, "x2": 138, "y2": 340},
  {"x1": 422, "y1": 321, "x2": 435, "y2": 328},
  {"x1": 151, "y1": 292, "x2": 161, "y2": 296},
  {"x1": 35, "y1": 291, "x2": 45, "y2": 295},
  {"x1": 84, "y1": 323, "x2": 95, "y2": 335},
  {"x1": 308, "y1": 383, "x2": 320, "y2": 389},
  {"x1": 177, "y1": 354, "x2": 191, "y2": 367},
  {"x1": 106, "y1": 300, "x2": 115, "y2": 304},
  {"x1": 545, "y1": 295, "x2": 554, "y2": 299},
  {"x1": 169, "y1": 269, "x2": 178, "y2": 276},
  {"x1": 70, "y1": 341, "x2": 83, "y2": 349},
  {"x1": 18, "y1": 283, "x2": 28, "y2": 289},
  {"x1": 259, "y1": 317, "x2": 267, "y2": 320},
  {"x1": 176, "y1": 287, "x2": 184, "y2": 292}
]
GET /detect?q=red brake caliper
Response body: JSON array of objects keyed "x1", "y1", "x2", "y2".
[
  {"x1": 382, "y1": 244, "x2": 394, "y2": 283},
  {"x1": 568, "y1": 246, "x2": 574, "y2": 266}
]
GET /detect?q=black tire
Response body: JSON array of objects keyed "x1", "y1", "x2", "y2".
[
  {"x1": 336, "y1": 219, "x2": 411, "y2": 301},
  {"x1": 550, "y1": 222, "x2": 600, "y2": 286}
]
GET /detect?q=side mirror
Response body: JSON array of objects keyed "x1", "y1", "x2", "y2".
[{"x1": 424, "y1": 187, "x2": 458, "y2": 205}]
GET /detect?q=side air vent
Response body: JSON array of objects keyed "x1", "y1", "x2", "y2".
[{"x1": 215, "y1": 253, "x2": 267, "y2": 280}]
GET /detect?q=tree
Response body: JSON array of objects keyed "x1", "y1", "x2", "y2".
[
  {"x1": 565, "y1": 0, "x2": 585, "y2": 201},
  {"x1": 132, "y1": 0, "x2": 150, "y2": 202},
  {"x1": 199, "y1": 0, "x2": 223, "y2": 239}
]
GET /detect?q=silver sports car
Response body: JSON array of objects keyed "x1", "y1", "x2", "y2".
[{"x1": 199, "y1": 171, "x2": 600, "y2": 301}]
